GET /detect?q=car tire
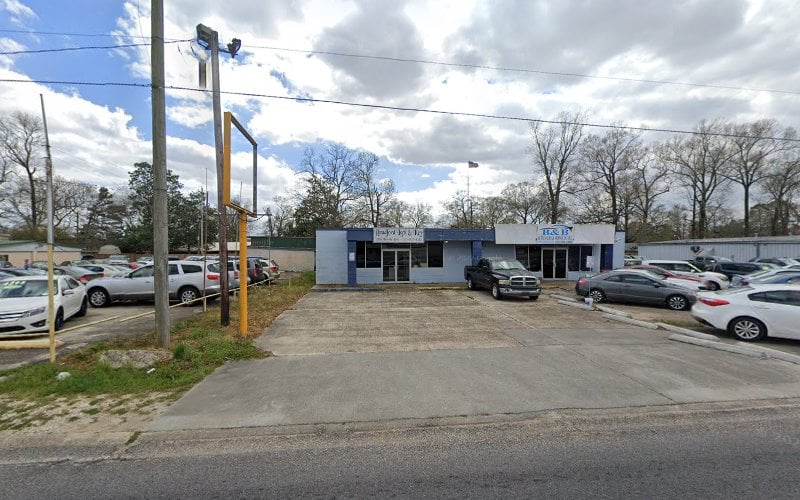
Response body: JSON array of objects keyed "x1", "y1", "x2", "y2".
[
  {"x1": 75, "y1": 297, "x2": 88, "y2": 317},
  {"x1": 705, "y1": 281, "x2": 720, "y2": 291},
  {"x1": 179, "y1": 286, "x2": 201, "y2": 306},
  {"x1": 54, "y1": 308, "x2": 64, "y2": 331},
  {"x1": 491, "y1": 283, "x2": 503, "y2": 300},
  {"x1": 467, "y1": 277, "x2": 476, "y2": 290},
  {"x1": 666, "y1": 294, "x2": 690, "y2": 311},
  {"x1": 528, "y1": 295, "x2": 539, "y2": 301},
  {"x1": 588, "y1": 288, "x2": 605, "y2": 303},
  {"x1": 88, "y1": 288, "x2": 110, "y2": 307},
  {"x1": 729, "y1": 317, "x2": 767, "y2": 341}
]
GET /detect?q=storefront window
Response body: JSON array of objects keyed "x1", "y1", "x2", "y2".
[
  {"x1": 569, "y1": 245, "x2": 593, "y2": 271},
  {"x1": 515, "y1": 246, "x2": 528, "y2": 267},
  {"x1": 356, "y1": 241, "x2": 382, "y2": 268},
  {"x1": 428, "y1": 242, "x2": 443, "y2": 268},
  {"x1": 515, "y1": 245, "x2": 541, "y2": 271},
  {"x1": 411, "y1": 244, "x2": 427, "y2": 267}
]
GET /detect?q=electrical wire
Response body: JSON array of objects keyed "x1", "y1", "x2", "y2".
[
  {"x1": 2, "y1": 77, "x2": 799, "y2": 143},
  {"x1": 2, "y1": 27, "x2": 798, "y2": 97},
  {"x1": 247, "y1": 44, "x2": 800, "y2": 97},
  {"x1": 0, "y1": 28, "x2": 183, "y2": 41},
  {"x1": 0, "y1": 40, "x2": 188, "y2": 55}
]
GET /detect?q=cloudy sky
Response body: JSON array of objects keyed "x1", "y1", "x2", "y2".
[{"x1": 2, "y1": 0, "x2": 799, "y2": 218}]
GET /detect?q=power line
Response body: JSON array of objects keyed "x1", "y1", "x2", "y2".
[
  {"x1": 0, "y1": 39, "x2": 188, "y2": 56},
  {"x1": 3, "y1": 77, "x2": 800, "y2": 143},
  {"x1": 3, "y1": 26, "x2": 799, "y2": 96},
  {"x1": 0, "y1": 28, "x2": 184, "y2": 41},
  {"x1": 248, "y1": 44, "x2": 800, "y2": 97}
]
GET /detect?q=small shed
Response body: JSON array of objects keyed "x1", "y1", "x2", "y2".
[{"x1": 0, "y1": 240, "x2": 83, "y2": 267}]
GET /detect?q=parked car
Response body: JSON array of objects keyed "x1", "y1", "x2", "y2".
[
  {"x1": 136, "y1": 256, "x2": 154, "y2": 265},
  {"x1": 1, "y1": 268, "x2": 46, "y2": 277},
  {"x1": 86, "y1": 260, "x2": 225, "y2": 307},
  {"x1": 748, "y1": 257, "x2": 800, "y2": 267},
  {"x1": 623, "y1": 256, "x2": 643, "y2": 267},
  {"x1": 692, "y1": 284, "x2": 800, "y2": 341},
  {"x1": 640, "y1": 260, "x2": 729, "y2": 290},
  {"x1": 0, "y1": 260, "x2": 13, "y2": 269},
  {"x1": 206, "y1": 261, "x2": 241, "y2": 291},
  {"x1": 54, "y1": 265, "x2": 103, "y2": 284},
  {"x1": 691, "y1": 255, "x2": 731, "y2": 270},
  {"x1": 231, "y1": 259, "x2": 268, "y2": 285},
  {"x1": 0, "y1": 275, "x2": 88, "y2": 334},
  {"x1": 706, "y1": 261, "x2": 775, "y2": 280},
  {"x1": 0, "y1": 270, "x2": 14, "y2": 280},
  {"x1": 628, "y1": 265, "x2": 708, "y2": 290},
  {"x1": 248, "y1": 257, "x2": 279, "y2": 280},
  {"x1": 108, "y1": 255, "x2": 130, "y2": 265},
  {"x1": 464, "y1": 257, "x2": 541, "y2": 300},
  {"x1": 744, "y1": 273, "x2": 800, "y2": 286},
  {"x1": 732, "y1": 268, "x2": 800, "y2": 287},
  {"x1": 575, "y1": 269, "x2": 697, "y2": 310}
]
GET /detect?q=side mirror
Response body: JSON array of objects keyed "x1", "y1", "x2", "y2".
[{"x1": 62, "y1": 289, "x2": 75, "y2": 296}]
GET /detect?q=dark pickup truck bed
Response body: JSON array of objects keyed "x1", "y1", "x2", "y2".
[{"x1": 464, "y1": 257, "x2": 541, "y2": 300}]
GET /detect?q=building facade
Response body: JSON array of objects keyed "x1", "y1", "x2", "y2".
[
  {"x1": 316, "y1": 224, "x2": 624, "y2": 286},
  {"x1": 637, "y1": 235, "x2": 800, "y2": 262}
]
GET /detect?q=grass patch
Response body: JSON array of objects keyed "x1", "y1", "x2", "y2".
[{"x1": 0, "y1": 272, "x2": 316, "y2": 401}]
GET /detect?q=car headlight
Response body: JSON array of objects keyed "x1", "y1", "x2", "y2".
[
  {"x1": 23, "y1": 306, "x2": 47, "y2": 317},
  {"x1": 497, "y1": 279, "x2": 509, "y2": 285}
]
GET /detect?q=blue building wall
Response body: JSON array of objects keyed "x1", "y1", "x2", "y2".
[{"x1": 315, "y1": 230, "x2": 349, "y2": 284}]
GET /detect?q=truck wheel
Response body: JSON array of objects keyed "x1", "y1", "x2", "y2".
[
  {"x1": 491, "y1": 283, "x2": 503, "y2": 300},
  {"x1": 467, "y1": 277, "x2": 476, "y2": 290},
  {"x1": 528, "y1": 296, "x2": 539, "y2": 301}
]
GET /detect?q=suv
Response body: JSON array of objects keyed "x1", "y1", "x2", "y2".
[
  {"x1": 231, "y1": 259, "x2": 268, "y2": 285},
  {"x1": 108, "y1": 255, "x2": 130, "y2": 265},
  {"x1": 640, "y1": 259, "x2": 729, "y2": 291},
  {"x1": 707, "y1": 261, "x2": 775, "y2": 280},
  {"x1": 691, "y1": 255, "x2": 730, "y2": 271},
  {"x1": 86, "y1": 260, "x2": 228, "y2": 307}
]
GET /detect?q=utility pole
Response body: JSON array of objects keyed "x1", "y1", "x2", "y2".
[
  {"x1": 40, "y1": 94, "x2": 56, "y2": 364},
  {"x1": 196, "y1": 23, "x2": 240, "y2": 326},
  {"x1": 151, "y1": 0, "x2": 170, "y2": 347}
]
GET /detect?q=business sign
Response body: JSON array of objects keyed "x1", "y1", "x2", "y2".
[
  {"x1": 373, "y1": 228, "x2": 425, "y2": 244},
  {"x1": 535, "y1": 224, "x2": 575, "y2": 243}
]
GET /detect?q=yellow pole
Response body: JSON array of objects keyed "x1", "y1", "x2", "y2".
[{"x1": 239, "y1": 211, "x2": 248, "y2": 337}]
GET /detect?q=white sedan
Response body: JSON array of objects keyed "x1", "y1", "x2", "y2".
[
  {"x1": 0, "y1": 275, "x2": 88, "y2": 334},
  {"x1": 691, "y1": 284, "x2": 800, "y2": 342}
]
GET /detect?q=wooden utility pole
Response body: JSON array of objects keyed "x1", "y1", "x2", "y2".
[
  {"x1": 151, "y1": 0, "x2": 170, "y2": 346},
  {"x1": 40, "y1": 94, "x2": 56, "y2": 363}
]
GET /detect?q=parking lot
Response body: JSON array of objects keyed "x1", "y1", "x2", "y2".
[
  {"x1": 259, "y1": 285, "x2": 800, "y2": 357},
  {"x1": 0, "y1": 301, "x2": 204, "y2": 370},
  {"x1": 155, "y1": 285, "x2": 800, "y2": 431}
]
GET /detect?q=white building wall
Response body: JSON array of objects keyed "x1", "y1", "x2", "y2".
[{"x1": 315, "y1": 230, "x2": 348, "y2": 284}]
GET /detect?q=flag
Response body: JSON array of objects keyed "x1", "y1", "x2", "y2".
[{"x1": 468, "y1": 161, "x2": 479, "y2": 168}]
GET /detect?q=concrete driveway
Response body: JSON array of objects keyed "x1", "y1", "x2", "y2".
[{"x1": 151, "y1": 288, "x2": 800, "y2": 432}]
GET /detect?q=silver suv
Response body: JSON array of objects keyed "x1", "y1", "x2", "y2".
[{"x1": 86, "y1": 260, "x2": 229, "y2": 307}]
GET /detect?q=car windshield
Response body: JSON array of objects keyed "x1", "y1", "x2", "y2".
[
  {"x1": 0, "y1": 279, "x2": 55, "y2": 298},
  {"x1": 492, "y1": 260, "x2": 527, "y2": 270}
]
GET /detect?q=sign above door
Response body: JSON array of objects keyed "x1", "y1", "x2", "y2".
[{"x1": 373, "y1": 228, "x2": 425, "y2": 244}]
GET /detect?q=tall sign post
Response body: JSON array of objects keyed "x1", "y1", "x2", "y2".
[
  {"x1": 223, "y1": 111, "x2": 257, "y2": 337},
  {"x1": 40, "y1": 94, "x2": 56, "y2": 363}
]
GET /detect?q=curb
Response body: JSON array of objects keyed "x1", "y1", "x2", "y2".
[
  {"x1": 729, "y1": 343, "x2": 800, "y2": 366},
  {"x1": 602, "y1": 313, "x2": 659, "y2": 330},
  {"x1": 668, "y1": 334, "x2": 768, "y2": 359},
  {"x1": 550, "y1": 293, "x2": 579, "y2": 302},
  {"x1": 556, "y1": 299, "x2": 593, "y2": 311},
  {"x1": 655, "y1": 323, "x2": 720, "y2": 341},
  {"x1": 594, "y1": 305, "x2": 632, "y2": 318}
]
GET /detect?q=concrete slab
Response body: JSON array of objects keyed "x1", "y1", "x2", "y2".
[{"x1": 150, "y1": 288, "x2": 800, "y2": 433}]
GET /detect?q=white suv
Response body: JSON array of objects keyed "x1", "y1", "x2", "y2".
[{"x1": 641, "y1": 260, "x2": 729, "y2": 291}]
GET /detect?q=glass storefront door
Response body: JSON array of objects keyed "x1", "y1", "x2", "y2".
[
  {"x1": 382, "y1": 249, "x2": 411, "y2": 282},
  {"x1": 542, "y1": 248, "x2": 568, "y2": 279}
]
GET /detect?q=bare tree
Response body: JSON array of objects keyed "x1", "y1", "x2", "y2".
[
  {"x1": 0, "y1": 112, "x2": 44, "y2": 230},
  {"x1": 352, "y1": 152, "x2": 395, "y2": 226},
  {"x1": 528, "y1": 111, "x2": 586, "y2": 223},
  {"x1": 579, "y1": 126, "x2": 643, "y2": 228},
  {"x1": 662, "y1": 120, "x2": 734, "y2": 239},
  {"x1": 725, "y1": 120, "x2": 796, "y2": 236},
  {"x1": 271, "y1": 195, "x2": 296, "y2": 236},
  {"x1": 408, "y1": 201, "x2": 433, "y2": 228},
  {"x1": 500, "y1": 182, "x2": 548, "y2": 223},
  {"x1": 760, "y1": 153, "x2": 800, "y2": 235},
  {"x1": 300, "y1": 143, "x2": 358, "y2": 226}
]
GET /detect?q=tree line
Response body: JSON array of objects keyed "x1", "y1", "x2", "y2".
[{"x1": 2, "y1": 110, "x2": 799, "y2": 251}]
